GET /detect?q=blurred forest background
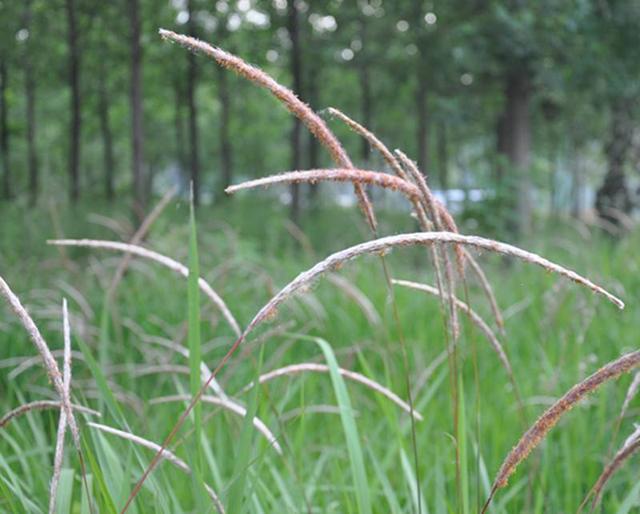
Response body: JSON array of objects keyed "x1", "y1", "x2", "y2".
[{"x1": 1, "y1": 0, "x2": 639, "y2": 235}]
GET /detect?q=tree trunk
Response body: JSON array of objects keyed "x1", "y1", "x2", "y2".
[
  {"x1": 66, "y1": 0, "x2": 81, "y2": 202},
  {"x1": 129, "y1": 0, "x2": 144, "y2": 216},
  {"x1": 416, "y1": 80, "x2": 429, "y2": 174},
  {"x1": 498, "y1": 70, "x2": 532, "y2": 235},
  {"x1": 288, "y1": 0, "x2": 303, "y2": 224},
  {"x1": 218, "y1": 65, "x2": 233, "y2": 195},
  {"x1": 23, "y1": 1, "x2": 38, "y2": 206},
  {"x1": 0, "y1": 59, "x2": 9, "y2": 199},
  {"x1": 437, "y1": 120, "x2": 449, "y2": 191},
  {"x1": 595, "y1": 99, "x2": 634, "y2": 227},
  {"x1": 186, "y1": 0, "x2": 200, "y2": 205},
  {"x1": 173, "y1": 78, "x2": 187, "y2": 179},
  {"x1": 98, "y1": 61, "x2": 115, "y2": 201},
  {"x1": 306, "y1": 58, "x2": 320, "y2": 206},
  {"x1": 571, "y1": 150, "x2": 584, "y2": 218},
  {"x1": 358, "y1": 17, "x2": 371, "y2": 165}
]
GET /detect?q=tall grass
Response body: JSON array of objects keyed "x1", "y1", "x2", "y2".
[{"x1": 0, "y1": 29, "x2": 637, "y2": 514}]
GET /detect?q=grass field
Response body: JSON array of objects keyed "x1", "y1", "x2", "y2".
[{"x1": 0, "y1": 197, "x2": 638, "y2": 513}]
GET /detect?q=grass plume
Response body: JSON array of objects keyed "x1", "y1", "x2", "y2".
[
  {"x1": 238, "y1": 362, "x2": 423, "y2": 420},
  {"x1": 159, "y1": 28, "x2": 377, "y2": 232},
  {"x1": 47, "y1": 239, "x2": 242, "y2": 337},
  {"x1": 482, "y1": 350, "x2": 640, "y2": 512}
]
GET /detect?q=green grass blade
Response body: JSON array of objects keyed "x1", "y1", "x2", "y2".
[
  {"x1": 458, "y1": 374, "x2": 470, "y2": 514},
  {"x1": 400, "y1": 447, "x2": 428, "y2": 514},
  {"x1": 187, "y1": 194, "x2": 206, "y2": 508},
  {"x1": 55, "y1": 468, "x2": 75, "y2": 514},
  {"x1": 80, "y1": 474, "x2": 94, "y2": 514},
  {"x1": 75, "y1": 335, "x2": 124, "y2": 426},
  {"x1": 312, "y1": 336, "x2": 372, "y2": 514},
  {"x1": 226, "y1": 343, "x2": 265, "y2": 514}
]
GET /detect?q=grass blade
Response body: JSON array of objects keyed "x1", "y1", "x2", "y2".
[
  {"x1": 311, "y1": 336, "x2": 372, "y2": 514},
  {"x1": 187, "y1": 192, "x2": 205, "y2": 505}
]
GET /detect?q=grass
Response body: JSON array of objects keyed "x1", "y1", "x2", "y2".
[
  {"x1": 0, "y1": 196, "x2": 639, "y2": 512},
  {"x1": 0, "y1": 31, "x2": 638, "y2": 513}
]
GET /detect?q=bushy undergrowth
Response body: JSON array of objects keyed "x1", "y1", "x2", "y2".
[
  {"x1": 1, "y1": 197, "x2": 638, "y2": 513},
  {"x1": 1, "y1": 31, "x2": 638, "y2": 514}
]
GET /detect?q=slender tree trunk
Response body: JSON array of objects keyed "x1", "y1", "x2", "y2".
[
  {"x1": 288, "y1": 0, "x2": 303, "y2": 224},
  {"x1": 66, "y1": 0, "x2": 81, "y2": 202},
  {"x1": 358, "y1": 17, "x2": 371, "y2": 165},
  {"x1": 306, "y1": 58, "x2": 320, "y2": 206},
  {"x1": 571, "y1": 150, "x2": 584, "y2": 218},
  {"x1": 0, "y1": 59, "x2": 9, "y2": 199},
  {"x1": 498, "y1": 70, "x2": 532, "y2": 234},
  {"x1": 416, "y1": 81, "x2": 429, "y2": 174},
  {"x1": 595, "y1": 98, "x2": 634, "y2": 227},
  {"x1": 186, "y1": 0, "x2": 200, "y2": 205},
  {"x1": 173, "y1": 78, "x2": 187, "y2": 178},
  {"x1": 129, "y1": 0, "x2": 144, "y2": 216},
  {"x1": 98, "y1": 61, "x2": 115, "y2": 201},
  {"x1": 415, "y1": 15, "x2": 430, "y2": 176},
  {"x1": 23, "y1": 1, "x2": 38, "y2": 205},
  {"x1": 437, "y1": 120, "x2": 449, "y2": 190},
  {"x1": 218, "y1": 65, "x2": 233, "y2": 195},
  {"x1": 25, "y1": 52, "x2": 37, "y2": 205}
]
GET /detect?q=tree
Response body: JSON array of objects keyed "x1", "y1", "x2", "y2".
[
  {"x1": 217, "y1": 17, "x2": 233, "y2": 196},
  {"x1": 129, "y1": 0, "x2": 144, "y2": 215},
  {"x1": 588, "y1": 1, "x2": 640, "y2": 227},
  {"x1": 23, "y1": 0, "x2": 38, "y2": 205},
  {"x1": 65, "y1": 0, "x2": 81, "y2": 202},
  {"x1": 186, "y1": 0, "x2": 201, "y2": 205},
  {"x1": 287, "y1": 0, "x2": 303, "y2": 224},
  {"x1": 0, "y1": 57, "x2": 10, "y2": 200}
]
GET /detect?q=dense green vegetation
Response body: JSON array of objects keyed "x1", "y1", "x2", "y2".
[
  {"x1": 1, "y1": 1, "x2": 640, "y2": 231},
  {"x1": 1, "y1": 1, "x2": 639, "y2": 512},
  {"x1": 1, "y1": 198, "x2": 638, "y2": 512}
]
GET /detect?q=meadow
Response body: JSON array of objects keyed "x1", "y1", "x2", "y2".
[{"x1": 1, "y1": 192, "x2": 638, "y2": 513}]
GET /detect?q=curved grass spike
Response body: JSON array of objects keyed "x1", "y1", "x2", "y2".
[
  {"x1": 391, "y1": 280, "x2": 517, "y2": 392},
  {"x1": 608, "y1": 371, "x2": 640, "y2": 455},
  {"x1": 236, "y1": 362, "x2": 423, "y2": 420},
  {"x1": 158, "y1": 28, "x2": 377, "y2": 232},
  {"x1": 324, "y1": 107, "x2": 410, "y2": 181},
  {"x1": 49, "y1": 299, "x2": 72, "y2": 514},
  {"x1": 0, "y1": 276, "x2": 81, "y2": 448},
  {"x1": 149, "y1": 395, "x2": 282, "y2": 453},
  {"x1": 48, "y1": 239, "x2": 241, "y2": 337},
  {"x1": 395, "y1": 149, "x2": 460, "y2": 341},
  {"x1": 482, "y1": 350, "x2": 640, "y2": 514},
  {"x1": 88, "y1": 422, "x2": 225, "y2": 514},
  {"x1": 118, "y1": 230, "x2": 624, "y2": 512},
  {"x1": 323, "y1": 106, "x2": 490, "y2": 318},
  {"x1": 226, "y1": 168, "x2": 422, "y2": 200},
  {"x1": 0, "y1": 401, "x2": 99, "y2": 428},
  {"x1": 579, "y1": 427, "x2": 640, "y2": 513}
]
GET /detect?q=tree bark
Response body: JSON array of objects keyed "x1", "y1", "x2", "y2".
[
  {"x1": 306, "y1": 58, "x2": 320, "y2": 206},
  {"x1": 358, "y1": 18, "x2": 371, "y2": 165},
  {"x1": 437, "y1": 120, "x2": 449, "y2": 191},
  {"x1": 497, "y1": 70, "x2": 532, "y2": 235},
  {"x1": 98, "y1": 60, "x2": 115, "y2": 201},
  {"x1": 129, "y1": 0, "x2": 144, "y2": 216},
  {"x1": 186, "y1": 0, "x2": 200, "y2": 205},
  {"x1": 66, "y1": 0, "x2": 81, "y2": 202},
  {"x1": 22, "y1": 0, "x2": 38, "y2": 206},
  {"x1": 0, "y1": 59, "x2": 9, "y2": 200},
  {"x1": 287, "y1": 0, "x2": 303, "y2": 224},
  {"x1": 217, "y1": 65, "x2": 233, "y2": 196},
  {"x1": 416, "y1": 80, "x2": 429, "y2": 174},
  {"x1": 595, "y1": 98, "x2": 634, "y2": 227},
  {"x1": 173, "y1": 78, "x2": 187, "y2": 178}
]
